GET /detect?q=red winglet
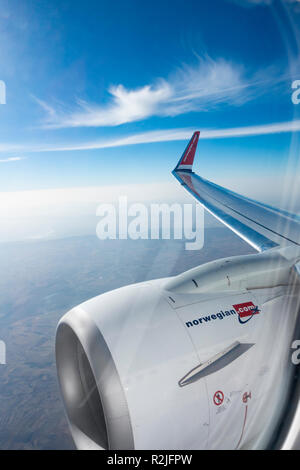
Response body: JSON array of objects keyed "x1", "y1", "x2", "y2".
[{"x1": 174, "y1": 131, "x2": 200, "y2": 171}]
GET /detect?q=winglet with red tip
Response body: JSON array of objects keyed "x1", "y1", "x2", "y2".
[{"x1": 174, "y1": 131, "x2": 200, "y2": 172}]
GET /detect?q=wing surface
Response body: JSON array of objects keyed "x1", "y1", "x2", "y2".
[{"x1": 173, "y1": 132, "x2": 300, "y2": 252}]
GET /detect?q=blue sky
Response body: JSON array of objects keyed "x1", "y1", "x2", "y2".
[{"x1": 0, "y1": 0, "x2": 300, "y2": 201}]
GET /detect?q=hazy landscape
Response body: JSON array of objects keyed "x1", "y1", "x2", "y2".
[{"x1": 0, "y1": 226, "x2": 255, "y2": 449}]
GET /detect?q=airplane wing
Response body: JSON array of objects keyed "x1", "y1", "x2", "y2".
[{"x1": 172, "y1": 131, "x2": 300, "y2": 252}]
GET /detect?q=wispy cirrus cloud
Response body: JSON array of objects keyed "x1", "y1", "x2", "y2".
[
  {"x1": 46, "y1": 80, "x2": 172, "y2": 128},
  {"x1": 38, "y1": 120, "x2": 300, "y2": 150},
  {"x1": 230, "y1": 0, "x2": 272, "y2": 5},
  {"x1": 36, "y1": 57, "x2": 279, "y2": 129},
  {"x1": 0, "y1": 120, "x2": 299, "y2": 154},
  {"x1": 0, "y1": 156, "x2": 25, "y2": 163},
  {"x1": 229, "y1": 0, "x2": 300, "y2": 11}
]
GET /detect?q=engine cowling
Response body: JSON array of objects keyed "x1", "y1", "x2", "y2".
[
  {"x1": 56, "y1": 280, "x2": 211, "y2": 450},
  {"x1": 56, "y1": 251, "x2": 299, "y2": 450}
]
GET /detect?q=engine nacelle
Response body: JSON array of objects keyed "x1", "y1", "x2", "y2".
[
  {"x1": 56, "y1": 279, "x2": 207, "y2": 449},
  {"x1": 56, "y1": 251, "x2": 299, "y2": 450}
]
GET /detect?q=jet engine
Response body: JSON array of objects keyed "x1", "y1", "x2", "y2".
[{"x1": 56, "y1": 250, "x2": 300, "y2": 450}]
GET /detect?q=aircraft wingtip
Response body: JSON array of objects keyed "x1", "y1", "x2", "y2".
[{"x1": 174, "y1": 131, "x2": 200, "y2": 172}]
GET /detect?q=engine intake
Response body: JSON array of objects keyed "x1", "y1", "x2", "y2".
[{"x1": 56, "y1": 307, "x2": 134, "y2": 450}]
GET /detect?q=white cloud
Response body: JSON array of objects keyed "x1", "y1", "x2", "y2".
[
  {"x1": 1, "y1": 171, "x2": 298, "y2": 243},
  {"x1": 0, "y1": 156, "x2": 25, "y2": 163},
  {"x1": 200, "y1": 120, "x2": 300, "y2": 138},
  {"x1": 43, "y1": 120, "x2": 300, "y2": 150},
  {"x1": 229, "y1": 0, "x2": 300, "y2": 9},
  {"x1": 37, "y1": 82, "x2": 172, "y2": 128},
  {"x1": 0, "y1": 120, "x2": 298, "y2": 155},
  {"x1": 37, "y1": 57, "x2": 274, "y2": 129},
  {"x1": 0, "y1": 181, "x2": 199, "y2": 243},
  {"x1": 162, "y1": 58, "x2": 251, "y2": 114},
  {"x1": 230, "y1": 0, "x2": 272, "y2": 5}
]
